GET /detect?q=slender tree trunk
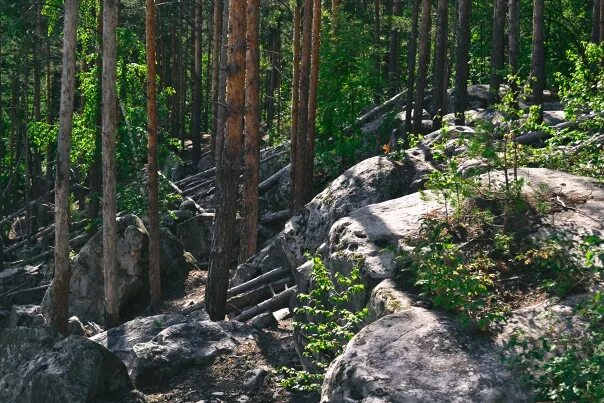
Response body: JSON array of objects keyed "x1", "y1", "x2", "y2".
[
  {"x1": 192, "y1": 0, "x2": 203, "y2": 165},
  {"x1": 305, "y1": 0, "x2": 321, "y2": 202},
  {"x1": 290, "y1": 3, "x2": 301, "y2": 213},
  {"x1": 404, "y1": 0, "x2": 420, "y2": 131},
  {"x1": 373, "y1": 0, "x2": 382, "y2": 104},
  {"x1": 292, "y1": 0, "x2": 313, "y2": 212},
  {"x1": 88, "y1": 0, "x2": 103, "y2": 221},
  {"x1": 387, "y1": 0, "x2": 401, "y2": 97},
  {"x1": 215, "y1": 0, "x2": 230, "y2": 166},
  {"x1": 432, "y1": 0, "x2": 448, "y2": 129},
  {"x1": 146, "y1": 0, "x2": 161, "y2": 311},
  {"x1": 206, "y1": 0, "x2": 247, "y2": 321},
  {"x1": 592, "y1": 0, "x2": 601, "y2": 43},
  {"x1": 49, "y1": 0, "x2": 78, "y2": 335},
  {"x1": 332, "y1": 0, "x2": 340, "y2": 29},
  {"x1": 240, "y1": 0, "x2": 260, "y2": 263},
  {"x1": 454, "y1": 0, "x2": 471, "y2": 125},
  {"x1": 211, "y1": 0, "x2": 224, "y2": 155},
  {"x1": 413, "y1": 0, "x2": 431, "y2": 132},
  {"x1": 489, "y1": 0, "x2": 507, "y2": 104},
  {"x1": 102, "y1": 0, "x2": 120, "y2": 328},
  {"x1": 508, "y1": 0, "x2": 520, "y2": 96},
  {"x1": 531, "y1": 0, "x2": 545, "y2": 121},
  {"x1": 600, "y1": 0, "x2": 604, "y2": 42}
]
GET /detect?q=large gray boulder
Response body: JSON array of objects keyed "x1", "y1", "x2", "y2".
[
  {"x1": 283, "y1": 153, "x2": 434, "y2": 270},
  {"x1": 0, "y1": 326, "x2": 144, "y2": 403},
  {"x1": 321, "y1": 309, "x2": 531, "y2": 403},
  {"x1": 175, "y1": 213, "x2": 215, "y2": 263},
  {"x1": 127, "y1": 320, "x2": 250, "y2": 385},
  {"x1": 42, "y1": 215, "x2": 194, "y2": 327},
  {"x1": 233, "y1": 154, "x2": 435, "y2": 286},
  {"x1": 90, "y1": 313, "x2": 189, "y2": 378}
]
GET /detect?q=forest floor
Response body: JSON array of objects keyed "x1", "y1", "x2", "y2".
[{"x1": 141, "y1": 268, "x2": 303, "y2": 403}]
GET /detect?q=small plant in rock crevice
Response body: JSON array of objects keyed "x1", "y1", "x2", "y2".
[{"x1": 280, "y1": 255, "x2": 368, "y2": 393}]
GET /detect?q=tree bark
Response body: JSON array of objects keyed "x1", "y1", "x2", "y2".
[
  {"x1": 387, "y1": 0, "x2": 401, "y2": 97},
  {"x1": 191, "y1": 0, "x2": 203, "y2": 165},
  {"x1": 146, "y1": 0, "x2": 161, "y2": 311},
  {"x1": 211, "y1": 0, "x2": 224, "y2": 154},
  {"x1": 215, "y1": 0, "x2": 230, "y2": 167},
  {"x1": 332, "y1": 0, "x2": 340, "y2": 30},
  {"x1": 412, "y1": 0, "x2": 431, "y2": 133},
  {"x1": 432, "y1": 0, "x2": 448, "y2": 129},
  {"x1": 206, "y1": 0, "x2": 247, "y2": 321},
  {"x1": 49, "y1": 0, "x2": 78, "y2": 336},
  {"x1": 592, "y1": 0, "x2": 600, "y2": 43},
  {"x1": 240, "y1": 0, "x2": 260, "y2": 263},
  {"x1": 600, "y1": 0, "x2": 604, "y2": 42},
  {"x1": 102, "y1": 0, "x2": 120, "y2": 328},
  {"x1": 489, "y1": 0, "x2": 507, "y2": 104},
  {"x1": 404, "y1": 0, "x2": 420, "y2": 132},
  {"x1": 290, "y1": 3, "x2": 301, "y2": 213},
  {"x1": 531, "y1": 0, "x2": 545, "y2": 121},
  {"x1": 454, "y1": 0, "x2": 471, "y2": 125},
  {"x1": 88, "y1": 0, "x2": 103, "y2": 221},
  {"x1": 305, "y1": 0, "x2": 321, "y2": 202},
  {"x1": 508, "y1": 0, "x2": 520, "y2": 95}
]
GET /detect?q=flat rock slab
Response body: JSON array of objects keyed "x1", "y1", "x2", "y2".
[{"x1": 321, "y1": 309, "x2": 531, "y2": 403}]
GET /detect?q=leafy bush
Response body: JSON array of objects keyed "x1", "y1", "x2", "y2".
[
  {"x1": 508, "y1": 292, "x2": 604, "y2": 402},
  {"x1": 280, "y1": 255, "x2": 368, "y2": 393}
]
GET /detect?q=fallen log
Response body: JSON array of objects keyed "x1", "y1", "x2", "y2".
[
  {"x1": 226, "y1": 277, "x2": 293, "y2": 315},
  {"x1": 157, "y1": 171, "x2": 204, "y2": 214},
  {"x1": 233, "y1": 286, "x2": 296, "y2": 322},
  {"x1": 0, "y1": 190, "x2": 55, "y2": 227},
  {"x1": 343, "y1": 90, "x2": 407, "y2": 134},
  {"x1": 227, "y1": 266, "x2": 290, "y2": 297},
  {"x1": 260, "y1": 210, "x2": 291, "y2": 225},
  {"x1": 3, "y1": 219, "x2": 88, "y2": 256},
  {"x1": 258, "y1": 164, "x2": 290, "y2": 194}
]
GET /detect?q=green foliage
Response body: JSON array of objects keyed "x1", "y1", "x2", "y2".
[
  {"x1": 557, "y1": 42, "x2": 604, "y2": 130},
  {"x1": 508, "y1": 292, "x2": 604, "y2": 402},
  {"x1": 117, "y1": 171, "x2": 182, "y2": 218},
  {"x1": 280, "y1": 255, "x2": 368, "y2": 393}
]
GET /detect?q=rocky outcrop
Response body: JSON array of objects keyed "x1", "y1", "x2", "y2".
[
  {"x1": 175, "y1": 213, "x2": 215, "y2": 263},
  {"x1": 321, "y1": 309, "x2": 532, "y2": 403},
  {"x1": 90, "y1": 312, "x2": 251, "y2": 387},
  {"x1": 130, "y1": 320, "x2": 248, "y2": 385},
  {"x1": 0, "y1": 326, "x2": 143, "y2": 402},
  {"x1": 42, "y1": 215, "x2": 195, "y2": 327},
  {"x1": 0, "y1": 265, "x2": 45, "y2": 308}
]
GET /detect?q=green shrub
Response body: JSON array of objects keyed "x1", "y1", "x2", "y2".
[{"x1": 280, "y1": 255, "x2": 368, "y2": 393}]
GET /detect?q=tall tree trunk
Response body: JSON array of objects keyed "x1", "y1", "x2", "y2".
[
  {"x1": 454, "y1": 0, "x2": 471, "y2": 125},
  {"x1": 49, "y1": 0, "x2": 78, "y2": 335},
  {"x1": 531, "y1": 0, "x2": 545, "y2": 121},
  {"x1": 387, "y1": 0, "x2": 401, "y2": 97},
  {"x1": 432, "y1": 0, "x2": 448, "y2": 129},
  {"x1": 592, "y1": 0, "x2": 601, "y2": 43},
  {"x1": 102, "y1": 0, "x2": 119, "y2": 328},
  {"x1": 290, "y1": 2, "x2": 301, "y2": 213},
  {"x1": 332, "y1": 0, "x2": 340, "y2": 29},
  {"x1": 508, "y1": 0, "x2": 520, "y2": 95},
  {"x1": 211, "y1": 0, "x2": 224, "y2": 155},
  {"x1": 404, "y1": 0, "x2": 420, "y2": 132},
  {"x1": 600, "y1": 0, "x2": 604, "y2": 42},
  {"x1": 373, "y1": 0, "x2": 382, "y2": 104},
  {"x1": 413, "y1": 0, "x2": 431, "y2": 133},
  {"x1": 240, "y1": 0, "x2": 260, "y2": 263},
  {"x1": 292, "y1": 0, "x2": 313, "y2": 212},
  {"x1": 305, "y1": 0, "x2": 321, "y2": 202},
  {"x1": 206, "y1": 0, "x2": 247, "y2": 321},
  {"x1": 191, "y1": 0, "x2": 203, "y2": 166},
  {"x1": 88, "y1": 0, "x2": 103, "y2": 221},
  {"x1": 146, "y1": 0, "x2": 161, "y2": 311},
  {"x1": 489, "y1": 0, "x2": 507, "y2": 103},
  {"x1": 215, "y1": 0, "x2": 230, "y2": 166}
]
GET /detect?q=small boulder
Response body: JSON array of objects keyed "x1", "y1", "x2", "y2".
[{"x1": 242, "y1": 366, "x2": 269, "y2": 391}]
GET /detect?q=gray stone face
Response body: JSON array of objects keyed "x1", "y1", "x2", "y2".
[
  {"x1": 41, "y1": 215, "x2": 194, "y2": 327},
  {"x1": 128, "y1": 320, "x2": 249, "y2": 385},
  {"x1": 321, "y1": 309, "x2": 532, "y2": 403},
  {"x1": 90, "y1": 314, "x2": 188, "y2": 376},
  {"x1": 0, "y1": 326, "x2": 140, "y2": 403},
  {"x1": 175, "y1": 213, "x2": 215, "y2": 262}
]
